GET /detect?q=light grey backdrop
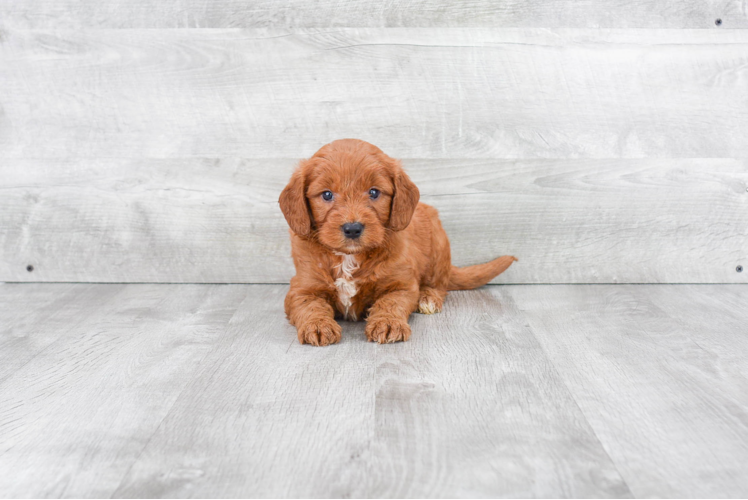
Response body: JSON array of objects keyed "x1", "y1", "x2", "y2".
[{"x1": 1, "y1": 1, "x2": 746, "y2": 283}]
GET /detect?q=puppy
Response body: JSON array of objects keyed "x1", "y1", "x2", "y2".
[{"x1": 279, "y1": 139, "x2": 516, "y2": 345}]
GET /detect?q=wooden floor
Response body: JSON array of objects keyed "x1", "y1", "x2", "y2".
[{"x1": 0, "y1": 283, "x2": 746, "y2": 498}]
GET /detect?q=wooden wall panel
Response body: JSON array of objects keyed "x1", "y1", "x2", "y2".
[
  {"x1": 0, "y1": 0, "x2": 746, "y2": 29},
  {"x1": 1, "y1": 159, "x2": 745, "y2": 283},
  {"x1": 1, "y1": 29, "x2": 748, "y2": 159},
  {"x1": 1, "y1": 12, "x2": 746, "y2": 284}
]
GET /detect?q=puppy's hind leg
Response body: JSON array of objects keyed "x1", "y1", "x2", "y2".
[
  {"x1": 417, "y1": 286, "x2": 446, "y2": 314},
  {"x1": 417, "y1": 206, "x2": 451, "y2": 315}
]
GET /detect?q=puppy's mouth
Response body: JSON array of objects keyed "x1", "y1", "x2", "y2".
[{"x1": 337, "y1": 240, "x2": 365, "y2": 254}]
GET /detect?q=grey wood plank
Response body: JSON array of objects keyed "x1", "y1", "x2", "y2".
[
  {"x1": 0, "y1": 284, "x2": 247, "y2": 498},
  {"x1": 0, "y1": 158, "x2": 289, "y2": 283},
  {"x1": 114, "y1": 285, "x2": 630, "y2": 498},
  {"x1": 0, "y1": 283, "x2": 78, "y2": 345},
  {"x1": 3, "y1": 283, "x2": 746, "y2": 497},
  {"x1": 0, "y1": 283, "x2": 126, "y2": 382},
  {"x1": 640, "y1": 284, "x2": 748, "y2": 415},
  {"x1": 353, "y1": 289, "x2": 632, "y2": 497},
  {"x1": 112, "y1": 285, "x2": 379, "y2": 498},
  {"x1": 1, "y1": 29, "x2": 748, "y2": 159},
  {"x1": 1, "y1": 158, "x2": 746, "y2": 284},
  {"x1": 0, "y1": 283, "x2": 78, "y2": 359},
  {"x1": 0, "y1": 0, "x2": 745, "y2": 29},
  {"x1": 508, "y1": 284, "x2": 748, "y2": 497}
]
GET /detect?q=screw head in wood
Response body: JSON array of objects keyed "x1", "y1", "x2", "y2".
[
  {"x1": 715, "y1": 18, "x2": 722, "y2": 26},
  {"x1": 738, "y1": 265, "x2": 744, "y2": 273},
  {"x1": 26, "y1": 264, "x2": 34, "y2": 272}
]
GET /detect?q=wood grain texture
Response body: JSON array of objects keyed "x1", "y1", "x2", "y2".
[
  {"x1": 354, "y1": 288, "x2": 631, "y2": 497},
  {"x1": 0, "y1": 0, "x2": 746, "y2": 29},
  {"x1": 0, "y1": 284, "x2": 247, "y2": 498},
  {"x1": 2, "y1": 29, "x2": 748, "y2": 159},
  {"x1": 509, "y1": 284, "x2": 748, "y2": 498},
  {"x1": 3, "y1": 283, "x2": 748, "y2": 497},
  {"x1": 0, "y1": 284, "x2": 748, "y2": 498},
  {"x1": 113, "y1": 285, "x2": 380, "y2": 498},
  {"x1": 106, "y1": 285, "x2": 628, "y2": 498},
  {"x1": 1, "y1": 158, "x2": 746, "y2": 284},
  {"x1": 0, "y1": 283, "x2": 127, "y2": 382}
]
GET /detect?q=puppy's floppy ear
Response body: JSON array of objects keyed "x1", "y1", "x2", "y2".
[
  {"x1": 279, "y1": 163, "x2": 313, "y2": 237},
  {"x1": 388, "y1": 162, "x2": 420, "y2": 231}
]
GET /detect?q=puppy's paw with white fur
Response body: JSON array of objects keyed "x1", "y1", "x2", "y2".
[
  {"x1": 365, "y1": 317, "x2": 411, "y2": 344},
  {"x1": 417, "y1": 288, "x2": 444, "y2": 314},
  {"x1": 417, "y1": 300, "x2": 440, "y2": 315},
  {"x1": 297, "y1": 317, "x2": 342, "y2": 346}
]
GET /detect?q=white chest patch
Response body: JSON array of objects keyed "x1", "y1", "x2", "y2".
[{"x1": 333, "y1": 252, "x2": 360, "y2": 320}]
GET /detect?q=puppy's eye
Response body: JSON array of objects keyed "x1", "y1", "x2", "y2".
[
  {"x1": 321, "y1": 191, "x2": 334, "y2": 201},
  {"x1": 369, "y1": 188, "x2": 380, "y2": 200}
]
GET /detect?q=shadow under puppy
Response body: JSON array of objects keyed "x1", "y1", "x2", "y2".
[{"x1": 279, "y1": 139, "x2": 516, "y2": 346}]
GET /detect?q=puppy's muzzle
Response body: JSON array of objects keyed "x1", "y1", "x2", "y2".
[{"x1": 342, "y1": 222, "x2": 364, "y2": 239}]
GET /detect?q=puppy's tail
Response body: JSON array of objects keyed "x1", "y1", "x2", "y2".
[{"x1": 448, "y1": 256, "x2": 517, "y2": 291}]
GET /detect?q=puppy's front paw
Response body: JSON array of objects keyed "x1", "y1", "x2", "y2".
[
  {"x1": 365, "y1": 317, "x2": 411, "y2": 344},
  {"x1": 297, "y1": 317, "x2": 342, "y2": 346}
]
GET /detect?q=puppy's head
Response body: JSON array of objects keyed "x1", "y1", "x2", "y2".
[{"x1": 279, "y1": 139, "x2": 419, "y2": 254}]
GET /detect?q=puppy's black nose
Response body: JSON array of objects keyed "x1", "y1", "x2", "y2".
[{"x1": 342, "y1": 222, "x2": 364, "y2": 239}]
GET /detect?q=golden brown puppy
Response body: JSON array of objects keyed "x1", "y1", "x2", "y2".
[{"x1": 279, "y1": 139, "x2": 516, "y2": 346}]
